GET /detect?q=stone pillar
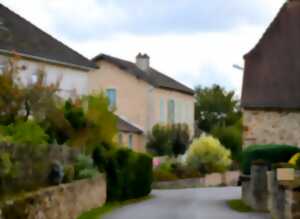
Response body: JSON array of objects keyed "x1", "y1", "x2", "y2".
[
  {"x1": 284, "y1": 189, "x2": 300, "y2": 219},
  {"x1": 250, "y1": 164, "x2": 269, "y2": 211},
  {"x1": 241, "y1": 175, "x2": 252, "y2": 207}
]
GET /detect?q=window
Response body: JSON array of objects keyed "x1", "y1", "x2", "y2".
[
  {"x1": 118, "y1": 133, "x2": 123, "y2": 145},
  {"x1": 31, "y1": 73, "x2": 38, "y2": 84},
  {"x1": 0, "y1": 64, "x2": 4, "y2": 74},
  {"x1": 160, "y1": 98, "x2": 165, "y2": 122},
  {"x1": 106, "y1": 88, "x2": 117, "y2": 110},
  {"x1": 167, "y1": 99, "x2": 175, "y2": 124},
  {"x1": 128, "y1": 134, "x2": 133, "y2": 149}
]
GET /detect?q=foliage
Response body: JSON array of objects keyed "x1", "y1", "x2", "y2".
[
  {"x1": 153, "y1": 159, "x2": 202, "y2": 182},
  {"x1": 227, "y1": 199, "x2": 253, "y2": 212},
  {"x1": 0, "y1": 152, "x2": 12, "y2": 177},
  {"x1": 194, "y1": 84, "x2": 241, "y2": 133},
  {"x1": 241, "y1": 144, "x2": 300, "y2": 174},
  {"x1": 147, "y1": 124, "x2": 172, "y2": 156},
  {"x1": 68, "y1": 94, "x2": 117, "y2": 153},
  {"x1": 147, "y1": 124, "x2": 190, "y2": 156},
  {"x1": 153, "y1": 169, "x2": 178, "y2": 181},
  {"x1": 289, "y1": 153, "x2": 300, "y2": 166},
  {"x1": 74, "y1": 154, "x2": 99, "y2": 180},
  {"x1": 63, "y1": 164, "x2": 75, "y2": 183},
  {"x1": 211, "y1": 119, "x2": 242, "y2": 161},
  {"x1": 78, "y1": 196, "x2": 153, "y2": 219},
  {"x1": 98, "y1": 148, "x2": 152, "y2": 202},
  {"x1": 6, "y1": 120, "x2": 48, "y2": 145},
  {"x1": 186, "y1": 135, "x2": 232, "y2": 174}
]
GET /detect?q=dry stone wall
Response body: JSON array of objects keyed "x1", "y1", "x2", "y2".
[
  {"x1": 243, "y1": 110, "x2": 300, "y2": 147},
  {"x1": 0, "y1": 175, "x2": 106, "y2": 219}
]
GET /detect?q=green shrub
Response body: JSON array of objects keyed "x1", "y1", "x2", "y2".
[
  {"x1": 211, "y1": 122, "x2": 242, "y2": 161},
  {"x1": 146, "y1": 124, "x2": 172, "y2": 156},
  {"x1": 74, "y1": 154, "x2": 99, "y2": 180},
  {"x1": 147, "y1": 124, "x2": 190, "y2": 157},
  {"x1": 186, "y1": 135, "x2": 232, "y2": 174},
  {"x1": 105, "y1": 148, "x2": 153, "y2": 201},
  {"x1": 0, "y1": 121, "x2": 49, "y2": 146},
  {"x1": 241, "y1": 144, "x2": 300, "y2": 174},
  {"x1": 63, "y1": 164, "x2": 75, "y2": 183},
  {"x1": 153, "y1": 169, "x2": 178, "y2": 181}
]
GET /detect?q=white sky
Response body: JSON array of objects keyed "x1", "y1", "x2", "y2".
[{"x1": 0, "y1": 0, "x2": 286, "y2": 95}]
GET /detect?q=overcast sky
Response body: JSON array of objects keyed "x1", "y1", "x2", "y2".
[{"x1": 1, "y1": 0, "x2": 286, "y2": 94}]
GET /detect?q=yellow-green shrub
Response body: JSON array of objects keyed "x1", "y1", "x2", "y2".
[{"x1": 186, "y1": 135, "x2": 232, "y2": 174}]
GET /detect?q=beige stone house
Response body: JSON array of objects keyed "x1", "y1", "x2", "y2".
[
  {"x1": 241, "y1": 0, "x2": 300, "y2": 147},
  {"x1": 89, "y1": 53, "x2": 195, "y2": 151}
]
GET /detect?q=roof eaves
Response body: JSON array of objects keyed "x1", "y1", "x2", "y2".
[{"x1": 0, "y1": 49, "x2": 97, "y2": 71}]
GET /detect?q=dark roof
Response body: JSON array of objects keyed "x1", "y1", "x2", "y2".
[
  {"x1": 117, "y1": 116, "x2": 143, "y2": 134},
  {"x1": 0, "y1": 4, "x2": 97, "y2": 70},
  {"x1": 93, "y1": 54, "x2": 195, "y2": 95},
  {"x1": 241, "y1": 1, "x2": 300, "y2": 110}
]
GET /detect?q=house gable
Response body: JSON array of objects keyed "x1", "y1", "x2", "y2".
[{"x1": 242, "y1": 1, "x2": 300, "y2": 110}]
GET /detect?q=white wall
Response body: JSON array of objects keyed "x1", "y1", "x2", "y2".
[{"x1": 0, "y1": 54, "x2": 89, "y2": 99}]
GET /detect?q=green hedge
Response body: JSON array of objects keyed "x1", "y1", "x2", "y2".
[
  {"x1": 94, "y1": 148, "x2": 152, "y2": 202},
  {"x1": 241, "y1": 144, "x2": 300, "y2": 174}
]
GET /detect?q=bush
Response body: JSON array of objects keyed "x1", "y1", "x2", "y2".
[
  {"x1": 211, "y1": 122, "x2": 242, "y2": 161},
  {"x1": 74, "y1": 154, "x2": 99, "y2": 180},
  {"x1": 0, "y1": 121, "x2": 49, "y2": 146},
  {"x1": 186, "y1": 136, "x2": 232, "y2": 174},
  {"x1": 104, "y1": 148, "x2": 153, "y2": 201},
  {"x1": 63, "y1": 164, "x2": 75, "y2": 183},
  {"x1": 241, "y1": 144, "x2": 300, "y2": 174},
  {"x1": 153, "y1": 169, "x2": 178, "y2": 181},
  {"x1": 147, "y1": 124, "x2": 190, "y2": 157}
]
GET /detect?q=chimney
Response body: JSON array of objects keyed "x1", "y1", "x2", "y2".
[{"x1": 136, "y1": 53, "x2": 150, "y2": 71}]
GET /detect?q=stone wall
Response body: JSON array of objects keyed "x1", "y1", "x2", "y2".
[
  {"x1": 0, "y1": 175, "x2": 106, "y2": 219},
  {"x1": 152, "y1": 171, "x2": 240, "y2": 189},
  {"x1": 243, "y1": 109, "x2": 300, "y2": 147}
]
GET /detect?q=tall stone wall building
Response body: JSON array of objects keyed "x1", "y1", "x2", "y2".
[{"x1": 241, "y1": 0, "x2": 300, "y2": 147}]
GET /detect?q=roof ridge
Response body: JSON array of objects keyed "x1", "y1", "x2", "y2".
[
  {"x1": 0, "y1": 3, "x2": 97, "y2": 69},
  {"x1": 93, "y1": 53, "x2": 194, "y2": 95}
]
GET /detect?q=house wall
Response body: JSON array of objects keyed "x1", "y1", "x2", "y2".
[
  {"x1": 243, "y1": 109, "x2": 300, "y2": 147},
  {"x1": 0, "y1": 54, "x2": 89, "y2": 99},
  {"x1": 153, "y1": 88, "x2": 195, "y2": 137},
  {"x1": 118, "y1": 132, "x2": 145, "y2": 152},
  {"x1": 88, "y1": 60, "x2": 195, "y2": 145},
  {"x1": 88, "y1": 60, "x2": 150, "y2": 132}
]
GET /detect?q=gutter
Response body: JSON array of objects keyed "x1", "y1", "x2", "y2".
[{"x1": 0, "y1": 49, "x2": 97, "y2": 71}]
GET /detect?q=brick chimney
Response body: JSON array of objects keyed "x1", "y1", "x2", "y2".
[{"x1": 136, "y1": 53, "x2": 150, "y2": 71}]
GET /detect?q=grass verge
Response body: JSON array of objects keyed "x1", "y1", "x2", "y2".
[
  {"x1": 78, "y1": 195, "x2": 153, "y2": 219},
  {"x1": 227, "y1": 199, "x2": 253, "y2": 213}
]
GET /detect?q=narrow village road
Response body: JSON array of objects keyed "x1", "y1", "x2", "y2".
[{"x1": 103, "y1": 187, "x2": 271, "y2": 219}]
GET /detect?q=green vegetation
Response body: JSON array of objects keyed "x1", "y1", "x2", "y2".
[
  {"x1": 78, "y1": 196, "x2": 153, "y2": 219},
  {"x1": 186, "y1": 136, "x2": 232, "y2": 174},
  {"x1": 227, "y1": 199, "x2": 253, "y2": 212},
  {"x1": 147, "y1": 123, "x2": 190, "y2": 157},
  {"x1": 194, "y1": 85, "x2": 242, "y2": 161},
  {"x1": 241, "y1": 144, "x2": 300, "y2": 174},
  {"x1": 153, "y1": 158, "x2": 202, "y2": 182},
  {"x1": 92, "y1": 147, "x2": 153, "y2": 202}
]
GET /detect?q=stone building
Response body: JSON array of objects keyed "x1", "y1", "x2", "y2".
[{"x1": 241, "y1": 0, "x2": 300, "y2": 147}]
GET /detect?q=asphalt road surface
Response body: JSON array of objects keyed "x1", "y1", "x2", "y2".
[{"x1": 103, "y1": 187, "x2": 271, "y2": 219}]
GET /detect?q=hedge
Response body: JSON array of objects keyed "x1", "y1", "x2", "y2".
[
  {"x1": 241, "y1": 144, "x2": 300, "y2": 174},
  {"x1": 93, "y1": 148, "x2": 153, "y2": 202}
]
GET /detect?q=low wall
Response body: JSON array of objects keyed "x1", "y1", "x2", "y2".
[
  {"x1": 153, "y1": 171, "x2": 239, "y2": 189},
  {"x1": 0, "y1": 175, "x2": 106, "y2": 219}
]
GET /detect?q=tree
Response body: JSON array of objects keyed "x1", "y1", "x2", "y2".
[{"x1": 195, "y1": 84, "x2": 241, "y2": 133}]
